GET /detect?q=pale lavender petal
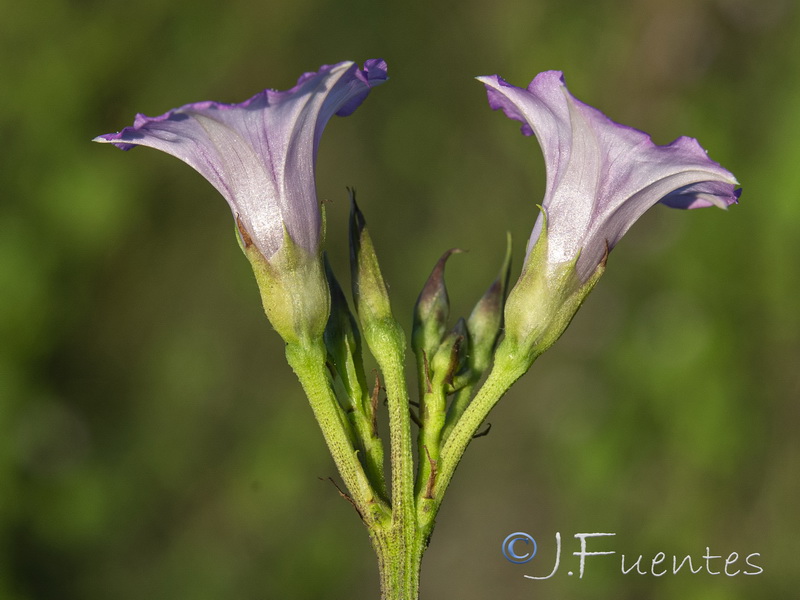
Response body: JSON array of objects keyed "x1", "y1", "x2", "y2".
[
  {"x1": 95, "y1": 60, "x2": 387, "y2": 259},
  {"x1": 479, "y1": 71, "x2": 740, "y2": 282}
]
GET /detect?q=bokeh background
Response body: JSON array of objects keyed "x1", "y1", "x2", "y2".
[{"x1": 2, "y1": 0, "x2": 798, "y2": 598}]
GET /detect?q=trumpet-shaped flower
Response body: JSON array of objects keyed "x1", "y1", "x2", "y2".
[
  {"x1": 479, "y1": 70, "x2": 740, "y2": 284},
  {"x1": 95, "y1": 59, "x2": 387, "y2": 260},
  {"x1": 95, "y1": 60, "x2": 386, "y2": 342},
  {"x1": 480, "y1": 70, "x2": 740, "y2": 364}
]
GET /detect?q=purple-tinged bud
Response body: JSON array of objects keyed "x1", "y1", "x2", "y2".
[
  {"x1": 465, "y1": 233, "x2": 512, "y2": 376},
  {"x1": 412, "y1": 249, "x2": 463, "y2": 368}
]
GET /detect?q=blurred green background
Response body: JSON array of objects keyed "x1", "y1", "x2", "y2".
[{"x1": 2, "y1": 0, "x2": 798, "y2": 598}]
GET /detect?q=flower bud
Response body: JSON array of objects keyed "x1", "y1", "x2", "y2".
[
  {"x1": 411, "y1": 249, "x2": 462, "y2": 366},
  {"x1": 465, "y1": 233, "x2": 512, "y2": 376},
  {"x1": 430, "y1": 318, "x2": 469, "y2": 388},
  {"x1": 349, "y1": 192, "x2": 394, "y2": 336}
]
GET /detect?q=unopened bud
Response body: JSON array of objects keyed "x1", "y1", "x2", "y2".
[
  {"x1": 412, "y1": 249, "x2": 462, "y2": 364},
  {"x1": 466, "y1": 233, "x2": 512, "y2": 375},
  {"x1": 431, "y1": 318, "x2": 469, "y2": 387},
  {"x1": 349, "y1": 191, "x2": 393, "y2": 330}
]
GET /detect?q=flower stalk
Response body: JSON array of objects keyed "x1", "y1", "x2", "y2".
[
  {"x1": 285, "y1": 337, "x2": 392, "y2": 525},
  {"x1": 323, "y1": 256, "x2": 389, "y2": 500}
]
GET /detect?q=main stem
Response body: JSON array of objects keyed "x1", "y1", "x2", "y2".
[
  {"x1": 367, "y1": 319, "x2": 421, "y2": 599},
  {"x1": 368, "y1": 334, "x2": 530, "y2": 597},
  {"x1": 371, "y1": 525, "x2": 426, "y2": 600}
]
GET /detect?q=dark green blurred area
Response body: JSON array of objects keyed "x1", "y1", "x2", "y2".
[{"x1": 2, "y1": 0, "x2": 798, "y2": 598}]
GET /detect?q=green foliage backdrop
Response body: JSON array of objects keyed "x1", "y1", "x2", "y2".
[{"x1": 2, "y1": 0, "x2": 798, "y2": 598}]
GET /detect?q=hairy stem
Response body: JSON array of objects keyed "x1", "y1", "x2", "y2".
[{"x1": 286, "y1": 337, "x2": 391, "y2": 525}]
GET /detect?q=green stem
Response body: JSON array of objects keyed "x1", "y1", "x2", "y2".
[
  {"x1": 415, "y1": 385, "x2": 446, "y2": 501},
  {"x1": 356, "y1": 406, "x2": 390, "y2": 500},
  {"x1": 285, "y1": 337, "x2": 391, "y2": 525},
  {"x1": 371, "y1": 526, "x2": 426, "y2": 600},
  {"x1": 366, "y1": 318, "x2": 421, "y2": 598},
  {"x1": 440, "y1": 382, "x2": 475, "y2": 444},
  {"x1": 344, "y1": 386, "x2": 389, "y2": 501},
  {"x1": 421, "y1": 339, "x2": 531, "y2": 530},
  {"x1": 374, "y1": 323, "x2": 416, "y2": 511}
]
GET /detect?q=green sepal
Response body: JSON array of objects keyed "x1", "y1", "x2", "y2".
[
  {"x1": 237, "y1": 219, "x2": 330, "y2": 345},
  {"x1": 501, "y1": 209, "x2": 605, "y2": 369}
]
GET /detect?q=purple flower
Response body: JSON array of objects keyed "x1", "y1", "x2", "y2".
[
  {"x1": 479, "y1": 70, "x2": 740, "y2": 283},
  {"x1": 95, "y1": 59, "x2": 387, "y2": 260}
]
